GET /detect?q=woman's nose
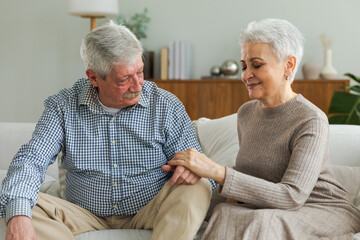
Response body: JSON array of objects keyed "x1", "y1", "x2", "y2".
[{"x1": 241, "y1": 68, "x2": 254, "y2": 81}]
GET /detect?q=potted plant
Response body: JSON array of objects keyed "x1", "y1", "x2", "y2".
[
  {"x1": 113, "y1": 8, "x2": 154, "y2": 79},
  {"x1": 328, "y1": 73, "x2": 360, "y2": 124}
]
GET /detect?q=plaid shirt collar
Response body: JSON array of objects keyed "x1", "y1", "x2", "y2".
[{"x1": 78, "y1": 79, "x2": 150, "y2": 114}]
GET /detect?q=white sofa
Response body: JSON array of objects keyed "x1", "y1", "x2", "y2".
[{"x1": 1, "y1": 114, "x2": 360, "y2": 239}]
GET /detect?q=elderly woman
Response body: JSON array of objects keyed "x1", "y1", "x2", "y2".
[{"x1": 168, "y1": 19, "x2": 360, "y2": 239}]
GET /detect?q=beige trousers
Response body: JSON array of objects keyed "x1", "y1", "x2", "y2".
[{"x1": 29, "y1": 178, "x2": 211, "y2": 240}]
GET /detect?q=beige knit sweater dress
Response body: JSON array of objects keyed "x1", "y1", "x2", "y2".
[{"x1": 202, "y1": 94, "x2": 360, "y2": 240}]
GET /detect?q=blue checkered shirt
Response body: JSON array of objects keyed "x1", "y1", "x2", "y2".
[{"x1": 0, "y1": 79, "x2": 216, "y2": 220}]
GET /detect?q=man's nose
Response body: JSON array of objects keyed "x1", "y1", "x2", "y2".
[{"x1": 130, "y1": 74, "x2": 143, "y2": 92}]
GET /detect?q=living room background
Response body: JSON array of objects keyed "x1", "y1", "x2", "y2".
[{"x1": 1, "y1": 0, "x2": 359, "y2": 122}]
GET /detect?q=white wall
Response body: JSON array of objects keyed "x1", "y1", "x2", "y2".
[{"x1": 1, "y1": 0, "x2": 359, "y2": 122}]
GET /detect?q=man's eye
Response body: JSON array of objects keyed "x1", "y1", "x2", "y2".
[
  {"x1": 116, "y1": 79, "x2": 128, "y2": 85},
  {"x1": 254, "y1": 65, "x2": 261, "y2": 69},
  {"x1": 241, "y1": 66, "x2": 247, "y2": 71}
]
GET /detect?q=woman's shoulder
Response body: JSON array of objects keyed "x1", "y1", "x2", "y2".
[{"x1": 294, "y1": 94, "x2": 328, "y2": 123}]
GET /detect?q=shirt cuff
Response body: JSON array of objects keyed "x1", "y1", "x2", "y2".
[
  {"x1": 219, "y1": 166, "x2": 235, "y2": 198},
  {"x1": 5, "y1": 198, "x2": 32, "y2": 223},
  {"x1": 207, "y1": 178, "x2": 218, "y2": 191}
]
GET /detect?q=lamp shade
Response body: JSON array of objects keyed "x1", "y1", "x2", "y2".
[{"x1": 68, "y1": 0, "x2": 119, "y2": 17}]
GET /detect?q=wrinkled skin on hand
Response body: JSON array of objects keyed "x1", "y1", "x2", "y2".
[{"x1": 6, "y1": 216, "x2": 38, "y2": 240}]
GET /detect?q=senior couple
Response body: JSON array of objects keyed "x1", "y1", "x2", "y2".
[{"x1": 1, "y1": 18, "x2": 360, "y2": 240}]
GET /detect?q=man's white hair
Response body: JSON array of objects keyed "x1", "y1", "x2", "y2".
[{"x1": 80, "y1": 20, "x2": 143, "y2": 79}]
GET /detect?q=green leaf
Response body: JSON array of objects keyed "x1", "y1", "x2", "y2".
[
  {"x1": 346, "y1": 85, "x2": 360, "y2": 94},
  {"x1": 344, "y1": 73, "x2": 360, "y2": 84},
  {"x1": 328, "y1": 115, "x2": 349, "y2": 124},
  {"x1": 112, "y1": 7, "x2": 150, "y2": 41},
  {"x1": 328, "y1": 92, "x2": 360, "y2": 114}
]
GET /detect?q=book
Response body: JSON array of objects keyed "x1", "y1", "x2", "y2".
[
  {"x1": 168, "y1": 41, "x2": 174, "y2": 79},
  {"x1": 168, "y1": 40, "x2": 192, "y2": 79},
  {"x1": 160, "y1": 48, "x2": 168, "y2": 80},
  {"x1": 174, "y1": 41, "x2": 181, "y2": 79}
]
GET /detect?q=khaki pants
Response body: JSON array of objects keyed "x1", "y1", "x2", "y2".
[{"x1": 29, "y1": 178, "x2": 211, "y2": 240}]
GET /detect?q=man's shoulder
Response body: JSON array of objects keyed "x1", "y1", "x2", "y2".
[
  {"x1": 46, "y1": 79, "x2": 88, "y2": 103},
  {"x1": 143, "y1": 81, "x2": 182, "y2": 107}
]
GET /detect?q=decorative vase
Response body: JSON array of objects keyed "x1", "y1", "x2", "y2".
[
  {"x1": 320, "y1": 49, "x2": 338, "y2": 79},
  {"x1": 302, "y1": 62, "x2": 321, "y2": 79}
]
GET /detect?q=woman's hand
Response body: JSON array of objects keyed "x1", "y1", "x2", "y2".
[
  {"x1": 167, "y1": 148, "x2": 226, "y2": 185},
  {"x1": 161, "y1": 165, "x2": 201, "y2": 186}
]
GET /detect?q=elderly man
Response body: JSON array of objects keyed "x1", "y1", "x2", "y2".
[{"x1": 0, "y1": 21, "x2": 215, "y2": 240}]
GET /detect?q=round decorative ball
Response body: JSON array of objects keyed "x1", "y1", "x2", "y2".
[
  {"x1": 210, "y1": 65, "x2": 221, "y2": 76},
  {"x1": 221, "y1": 60, "x2": 239, "y2": 75}
]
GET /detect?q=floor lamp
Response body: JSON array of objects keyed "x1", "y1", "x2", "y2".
[{"x1": 68, "y1": 0, "x2": 119, "y2": 31}]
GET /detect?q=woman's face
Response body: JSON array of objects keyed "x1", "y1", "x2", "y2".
[{"x1": 240, "y1": 42, "x2": 290, "y2": 107}]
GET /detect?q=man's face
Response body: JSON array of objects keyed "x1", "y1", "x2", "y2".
[{"x1": 88, "y1": 54, "x2": 144, "y2": 109}]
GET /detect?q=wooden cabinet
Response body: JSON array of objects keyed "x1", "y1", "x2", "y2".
[{"x1": 150, "y1": 79, "x2": 350, "y2": 120}]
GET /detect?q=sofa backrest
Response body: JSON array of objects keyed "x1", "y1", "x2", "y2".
[
  {"x1": 0, "y1": 122, "x2": 59, "y2": 180},
  {"x1": 329, "y1": 124, "x2": 360, "y2": 167},
  {"x1": 193, "y1": 113, "x2": 360, "y2": 167}
]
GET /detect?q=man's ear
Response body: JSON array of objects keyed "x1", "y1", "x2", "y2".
[
  {"x1": 285, "y1": 55, "x2": 297, "y2": 77},
  {"x1": 86, "y1": 69, "x2": 100, "y2": 87}
]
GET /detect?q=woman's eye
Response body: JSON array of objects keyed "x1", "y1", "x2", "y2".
[
  {"x1": 241, "y1": 66, "x2": 247, "y2": 71},
  {"x1": 254, "y1": 65, "x2": 261, "y2": 69}
]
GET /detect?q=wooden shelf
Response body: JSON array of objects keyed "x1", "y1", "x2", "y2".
[{"x1": 150, "y1": 79, "x2": 350, "y2": 120}]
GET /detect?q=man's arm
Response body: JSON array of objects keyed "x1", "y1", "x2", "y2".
[
  {"x1": 0, "y1": 96, "x2": 65, "y2": 237},
  {"x1": 160, "y1": 96, "x2": 216, "y2": 189}
]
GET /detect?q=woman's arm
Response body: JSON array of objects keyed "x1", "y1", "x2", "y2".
[{"x1": 220, "y1": 117, "x2": 329, "y2": 210}]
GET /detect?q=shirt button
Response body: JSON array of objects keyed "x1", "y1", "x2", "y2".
[
  {"x1": 113, "y1": 183, "x2": 118, "y2": 187},
  {"x1": 113, "y1": 204, "x2": 118, "y2": 209},
  {"x1": 113, "y1": 164, "x2": 118, "y2": 168},
  {"x1": 111, "y1": 116, "x2": 116, "y2": 121},
  {"x1": 111, "y1": 140, "x2": 116, "y2": 144}
]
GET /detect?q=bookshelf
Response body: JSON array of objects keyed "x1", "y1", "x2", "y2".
[{"x1": 150, "y1": 79, "x2": 350, "y2": 120}]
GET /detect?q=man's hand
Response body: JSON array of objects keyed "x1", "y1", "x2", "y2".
[
  {"x1": 6, "y1": 215, "x2": 37, "y2": 240},
  {"x1": 168, "y1": 148, "x2": 226, "y2": 185},
  {"x1": 161, "y1": 165, "x2": 201, "y2": 186}
]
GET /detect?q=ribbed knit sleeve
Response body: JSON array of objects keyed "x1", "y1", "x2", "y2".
[{"x1": 219, "y1": 95, "x2": 336, "y2": 210}]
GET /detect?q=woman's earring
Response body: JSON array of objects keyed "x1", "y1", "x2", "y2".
[{"x1": 286, "y1": 76, "x2": 290, "y2": 80}]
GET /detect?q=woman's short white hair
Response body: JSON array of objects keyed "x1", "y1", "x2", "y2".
[
  {"x1": 80, "y1": 20, "x2": 143, "y2": 79},
  {"x1": 239, "y1": 18, "x2": 304, "y2": 83}
]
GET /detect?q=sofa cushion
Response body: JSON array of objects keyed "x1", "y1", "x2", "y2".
[
  {"x1": 75, "y1": 229, "x2": 152, "y2": 240},
  {"x1": 329, "y1": 124, "x2": 360, "y2": 167},
  {"x1": 332, "y1": 165, "x2": 360, "y2": 208},
  {"x1": 0, "y1": 122, "x2": 59, "y2": 180},
  {"x1": 193, "y1": 114, "x2": 238, "y2": 168}
]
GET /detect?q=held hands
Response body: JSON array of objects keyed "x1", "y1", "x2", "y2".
[
  {"x1": 6, "y1": 215, "x2": 38, "y2": 240},
  {"x1": 161, "y1": 165, "x2": 201, "y2": 186},
  {"x1": 165, "y1": 148, "x2": 226, "y2": 185}
]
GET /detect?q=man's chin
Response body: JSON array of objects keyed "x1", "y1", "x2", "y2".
[{"x1": 123, "y1": 97, "x2": 141, "y2": 107}]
